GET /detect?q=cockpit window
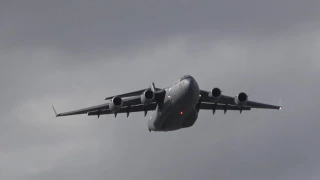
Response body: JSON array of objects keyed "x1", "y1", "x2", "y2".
[{"x1": 180, "y1": 75, "x2": 190, "y2": 81}]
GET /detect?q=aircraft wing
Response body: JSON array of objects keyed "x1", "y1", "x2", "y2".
[
  {"x1": 53, "y1": 96, "x2": 142, "y2": 117},
  {"x1": 199, "y1": 102, "x2": 251, "y2": 111},
  {"x1": 87, "y1": 103, "x2": 158, "y2": 116},
  {"x1": 105, "y1": 88, "x2": 162, "y2": 100},
  {"x1": 199, "y1": 90, "x2": 281, "y2": 110},
  {"x1": 53, "y1": 82, "x2": 166, "y2": 118}
]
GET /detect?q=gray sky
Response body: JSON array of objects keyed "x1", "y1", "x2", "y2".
[{"x1": 0, "y1": 0, "x2": 319, "y2": 180}]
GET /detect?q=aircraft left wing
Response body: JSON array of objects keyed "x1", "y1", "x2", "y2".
[
  {"x1": 53, "y1": 96, "x2": 142, "y2": 117},
  {"x1": 197, "y1": 102, "x2": 250, "y2": 114},
  {"x1": 199, "y1": 102, "x2": 251, "y2": 111},
  {"x1": 199, "y1": 90, "x2": 281, "y2": 110}
]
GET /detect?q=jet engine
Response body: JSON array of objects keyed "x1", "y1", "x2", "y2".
[
  {"x1": 109, "y1": 96, "x2": 123, "y2": 112},
  {"x1": 208, "y1": 88, "x2": 222, "y2": 102},
  {"x1": 234, "y1": 92, "x2": 248, "y2": 106},
  {"x1": 141, "y1": 89, "x2": 155, "y2": 105}
]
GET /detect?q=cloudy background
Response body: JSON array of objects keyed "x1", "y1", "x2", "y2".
[{"x1": 1, "y1": 0, "x2": 320, "y2": 179}]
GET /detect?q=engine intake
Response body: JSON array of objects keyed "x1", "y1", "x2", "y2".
[
  {"x1": 141, "y1": 89, "x2": 155, "y2": 105},
  {"x1": 109, "y1": 96, "x2": 123, "y2": 112},
  {"x1": 234, "y1": 92, "x2": 248, "y2": 106},
  {"x1": 208, "y1": 88, "x2": 222, "y2": 102}
]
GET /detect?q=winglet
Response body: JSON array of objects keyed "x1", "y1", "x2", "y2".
[
  {"x1": 279, "y1": 98, "x2": 282, "y2": 110},
  {"x1": 150, "y1": 82, "x2": 156, "y2": 92},
  {"x1": 52, "y1": 105, "x2": 59, "y2": 117}
]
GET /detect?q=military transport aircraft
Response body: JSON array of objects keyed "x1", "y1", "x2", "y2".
[{"x1": 52, "y1": 75, "x2": 281, "y2": 132}]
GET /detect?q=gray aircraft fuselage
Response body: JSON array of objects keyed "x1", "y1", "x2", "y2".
[{"x1": 148, "y1": 76, "x2": 200, "y2": 131}]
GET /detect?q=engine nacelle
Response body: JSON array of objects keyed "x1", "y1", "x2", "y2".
[
  {"x1": 109, "y1": 96, "x2": 123, "y2": 112},
  {"x1": 234, "y1": 92, "x2": 248, "y2": 106},
  {"x1": 208, "y1": 88, "x2": 222, "y2": 102},
  {"x1": 141, "y1": 89, "x2": 155, "y2": 105}
]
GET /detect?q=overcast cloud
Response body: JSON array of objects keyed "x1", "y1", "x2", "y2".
[{"x1": 1, "y1": 0, "x2": 320, "y2": 180}]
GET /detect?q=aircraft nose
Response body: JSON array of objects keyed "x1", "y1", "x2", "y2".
[
  {"x1": 180, "y1": 76, "x2": 200, "y2": 103},
  {"x1": 182, "y1": 78, "x2": 191, "y2": 88},
  {"x1": 183, "y1": 77, "x2": 197, "y2": 91}
]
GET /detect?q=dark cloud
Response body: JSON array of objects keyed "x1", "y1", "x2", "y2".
[
  {"x1": 0, "y1": 0, "x2": 320, "y2": 52},
  {"x1": 1, "y1": 1, "x2": 320, "y2": 180}
]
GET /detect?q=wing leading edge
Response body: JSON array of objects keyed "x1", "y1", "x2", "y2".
[{"x1": 105, "y1": 87, "x2": 162, "y2": 100}]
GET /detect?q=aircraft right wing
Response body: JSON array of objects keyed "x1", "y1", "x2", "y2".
[
  {"x1": 53, "y1": 83, "x2": 166, "y2": 118},
  {"x1": 53, "y1": 96, "x2": 142, "y2": 117},
  {"x1": 87, "y1": 103, "x2": 158, "y2": 117},
  {"x1": 105, "y1": 87, "x2": 162, "y2": 100}
]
